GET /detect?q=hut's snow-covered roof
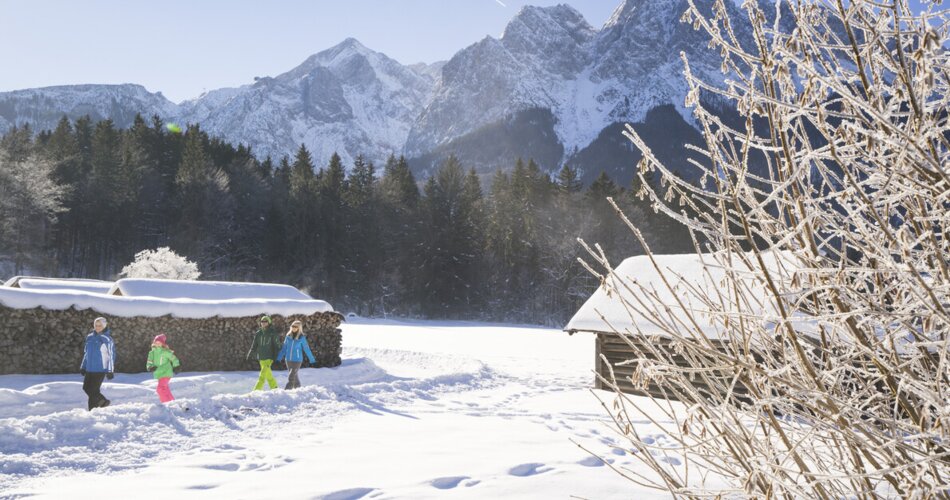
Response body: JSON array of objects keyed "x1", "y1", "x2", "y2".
[
  {"x1": 15, "y1": 278, "x2": 113, "y2": 294},
  {"x1": 0, "y1": 279, "x2": 333, "y2": 319},
  {"x1": 565, "y1": 252, "x2": 797, "y2": 339},
  {"x1": 108, "y1": 279, "x2": 312, "y2": 300}
]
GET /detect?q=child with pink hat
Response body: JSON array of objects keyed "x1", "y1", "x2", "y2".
[{"x1": 146, "y1": 333, "x2": 181, "y2": 403}]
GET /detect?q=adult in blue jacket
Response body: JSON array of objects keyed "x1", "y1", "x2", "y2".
[
  {"x1": 276, "y1": 320, "x2": 316, "y2": 390},
  {"x1": 80, "y1": 316, "x2": 115, "y2": 410}
]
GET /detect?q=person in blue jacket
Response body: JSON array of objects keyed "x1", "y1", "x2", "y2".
[
  {"x1": 276, "y1": 320, "x2": 315, "y2": 390},
  {"x1": 79, "y1": 316, "x2": 116, "y2": 410}
]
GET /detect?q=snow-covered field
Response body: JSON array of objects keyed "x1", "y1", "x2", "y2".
[{"x1": 0, "y1": 318, "x2": 681, "y2": 499}]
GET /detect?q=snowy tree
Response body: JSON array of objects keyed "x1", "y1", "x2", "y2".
[
  {"x1": 583, "y1": 0, "x2": 950, "y2": 497},
  {"x1": 0, "y1": 150, "x2": 67, "y2": 274},
  {"x1": 120, "y1": 247, "x2": 200, "y2": 280}
]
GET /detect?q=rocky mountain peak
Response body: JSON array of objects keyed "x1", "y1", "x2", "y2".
[
  {"x1": 602, "y1": 0, "x2": 701, "y2": 29},
  {"x1": 503, "y1": 4, "x2": 595, "y2": 44},
  {"x1": 313, "y1": 37, "x2": 374, "y2": 66}
]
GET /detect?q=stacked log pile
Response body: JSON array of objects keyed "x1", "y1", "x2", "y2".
[
  {"x1": 310, "y1": 328, "x2": 343, "y2": 368},
  {"x1": 0, "y1": 305, "x2": 344, "y2": 375}
]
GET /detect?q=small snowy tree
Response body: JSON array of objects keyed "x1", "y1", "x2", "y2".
[
  {"x1": 583, "y1": 0, "x2": 950, "y2": 497},
  {"x1": 120, "y1": 247, "x2": 201, "y2": 280}
]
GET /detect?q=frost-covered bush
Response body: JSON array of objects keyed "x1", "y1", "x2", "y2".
[
  {"x1": 120, "y1": 247, "x2": 201, "y2": 280},
  {"x1": 585, "y1": 0, "x2": 950, "y2": 497}
]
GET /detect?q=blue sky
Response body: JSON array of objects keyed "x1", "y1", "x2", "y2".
[{"x1": 1, "y1": 1, "x2": 944, "y2": 103}]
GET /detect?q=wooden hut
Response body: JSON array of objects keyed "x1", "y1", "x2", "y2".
[{"x1": 564, "y1": 252, "x2": 794, "y2": 399}]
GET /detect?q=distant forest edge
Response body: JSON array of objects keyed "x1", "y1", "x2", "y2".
[{"x1": 0, "y1": 114, "x2": 693, "y2": 324}]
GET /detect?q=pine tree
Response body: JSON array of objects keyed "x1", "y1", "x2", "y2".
[
  {"x1": 417, "y1": 157, "x2": 486, "y2": 316},
  {"x1": 377, "y1": 154, "x2": 421, "y2": 315},
  {"x1": 221, "y1": 154, "x2": 270, "y2": 279},
  {"x1": 45, "y1": 116, "x2": 84, "y2": 272},
  {"x1": 556, "y1": 164, "x2": 582, "y2": 194},
  {"x1": 485, "y1": 158, "x2": 552, "y2": 320},
  {"x1": 317, "y1": 152, "x2": 348, "y2": 301},
  {"x1": 259, "y1": 156, "x2": 274, "y2": 180},
  {"x1": 173, "y1": 125, "x2": 233, "y2": 272},
  {"x1": 342, "y1": 155, "x2": 382, "y2": 312},
  {"x1": 287, "y1": 144, "x2": 318, "y2": 268},
  {"x1": 583, "y1": 170, "x2": 633, "y2": 264},
  {"x1": 0, "y1": 124, "x2": 34, "y2": 162},
  {"x1": 124, "y1": 114, "x2": 173, "y2": 252}
]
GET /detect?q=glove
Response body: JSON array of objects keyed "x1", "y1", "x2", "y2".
[
  {"x1": 147, "y1": 366, "x2": 156, "y2": 372},
  {"x1": 106, "y1": 372, "x2": 114, "y2": 380},
  {"x1": 80, "y1": 368, "x2": 86, "y2": 376},
  {"x1": 173, "y1": 366, "x2": 181, "y2": 374}
]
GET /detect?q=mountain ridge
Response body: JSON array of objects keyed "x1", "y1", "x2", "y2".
[{"x1": 0, "y1": 0, "x2": 754, "y2": 186}]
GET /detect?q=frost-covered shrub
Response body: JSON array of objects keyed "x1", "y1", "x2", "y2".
[
  {"x1": 120, "y1": 247, "x2": 201, "y2": 280},
  {"x1": 585, "y1": 0, "x2": 950, "y2": 497}
]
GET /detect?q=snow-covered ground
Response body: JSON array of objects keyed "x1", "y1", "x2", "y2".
[{"x1": 0, "y1": 318, "x2": 682, "y2": 499}]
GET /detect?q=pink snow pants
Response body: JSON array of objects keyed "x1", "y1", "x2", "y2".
[{"x1": 156, "y1": 377, "x2": 175, "y2": 403}]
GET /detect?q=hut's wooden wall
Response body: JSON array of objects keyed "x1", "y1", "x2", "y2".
[{"x1": 595, "y1": 332, "x2": 751, "y2": 402}]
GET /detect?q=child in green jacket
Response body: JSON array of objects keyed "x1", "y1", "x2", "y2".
[{"x1": 146, "y1": 334, "x2": 181, "y2": 403}]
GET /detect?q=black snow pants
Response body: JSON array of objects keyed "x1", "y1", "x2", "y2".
[{"x1": 83, "y1": 372, "x2": 108, "y2": 410}]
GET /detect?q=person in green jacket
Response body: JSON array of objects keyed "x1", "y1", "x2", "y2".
[
  {"x1": 247, "y1": 315, "x2": 281, "y2": 390},
  {"x1": 146, "y1": 333, "x2": 181, "y2": 403}
]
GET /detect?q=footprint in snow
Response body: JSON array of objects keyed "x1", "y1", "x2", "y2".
[
  {"x1": 430, "y1": 476, "x2": 470, "y2": 489},
  {"x1": 186, "y1": 484, "x2": 219, "y2": 490},
  {"x1": 200, "y1": 463, "x2": 240, "y2": 472},
  {"x1": 508, "y1": 463, "x2": 553, "y2": 477},
  {"x1": 658, "y1": 456, "x2": 682, "y2": 466},
  {"x1": 577, "y1": 456, "x2": 614, "y2": 467},
  {"x1": 316, "y1": 487, "x2": 377, "y2": 500}
]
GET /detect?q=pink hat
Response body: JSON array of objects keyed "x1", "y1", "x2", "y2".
[{"x1": 152, "y1": 334, "x2": 167, "y2": 346}]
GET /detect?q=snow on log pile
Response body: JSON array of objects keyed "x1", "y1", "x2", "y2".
[
  {"x1": 0, "y1": 278, "x2": 343, "y2": 375},
  {"x1": 6, "y1": 277, "x2": 114, "y2": 294}
]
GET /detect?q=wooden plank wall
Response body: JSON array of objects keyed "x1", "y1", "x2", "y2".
[{"x1": 595, "y1": 332, "x2": 752, "y2": 403}]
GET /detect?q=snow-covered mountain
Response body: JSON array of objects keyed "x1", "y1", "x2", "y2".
[
  {"x1": 0, "y1": 40, "x2": 438, "y2": 170},
  {"x1": 176, "y1": 38, "x2": 439, "y2": 166},
  {"x1": 406, "y1": 0, "x2": 752, "y2": 182},
  {"x1": 0, "y1": 0, "x2": 756, "y2": 183},
  {"x1": 0, "y1": 84, "x2": 178, "y2": 133}
]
